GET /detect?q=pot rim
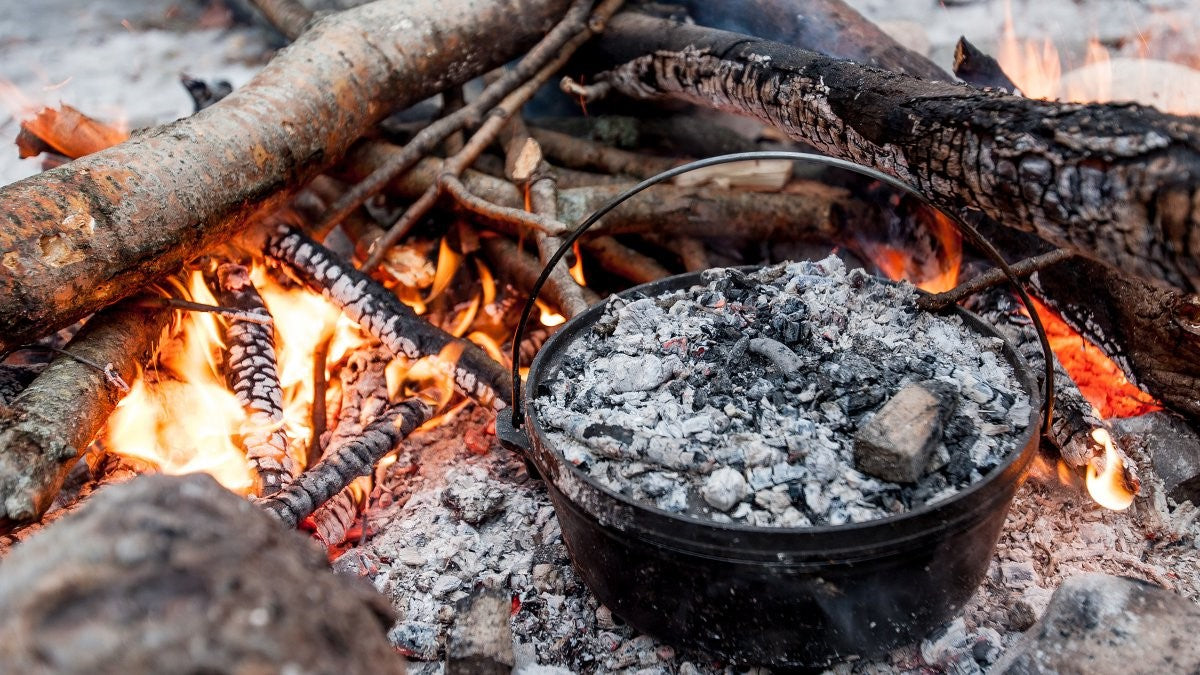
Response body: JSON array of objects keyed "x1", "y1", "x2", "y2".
[{"x1": 522, "y1": 266, "x2": 1044, "y2": 539}]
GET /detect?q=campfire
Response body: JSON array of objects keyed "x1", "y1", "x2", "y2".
[{"x1": 2, "y1": 0, "x2": 1200, "y2": 671}]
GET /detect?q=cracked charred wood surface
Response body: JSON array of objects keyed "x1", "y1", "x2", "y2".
[
  {"x1": 211, "y1": 263, "x2": 291, "y2": 496},
  {"x1": 0, "y1": 0, "x2": 572, "y2": 352},
  {"x1": 597, "y1": 14, "x2": 1200, "y2": 293},
  {"x1": 678, "y1": 0, "x2": 951, "y2": 81},
  {"x1": 0, "y1": 300, "x2": 170, "y2": 525},
  {"x1": 265, "y1": 225, "x2": 512, "y2": 408},
  {"x1": 1034, "y1": 258, "x2": 1200, "y2": 422},
  {"x1": 262, "y1": 397, "x2": 432, "y2": 530},
  {"x1": 0, "y1": 474, "x2": 402, "y2": 674}
]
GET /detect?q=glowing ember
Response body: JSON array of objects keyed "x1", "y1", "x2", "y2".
[
  {"x1": 1026, "y1": 297, "x2": 1159, "y2": 419},
  {"x1": 1085, "y1": 428, "x2": 1136, "y2": 510}
]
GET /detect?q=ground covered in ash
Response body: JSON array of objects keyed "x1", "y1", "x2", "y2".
[{"x1": 534, "y1": 257, "x2": 1031, "y2": 527}]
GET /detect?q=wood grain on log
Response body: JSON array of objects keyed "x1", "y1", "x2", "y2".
[
  {"x1": 0, "y1": 474, "x2": 402, "y2": 674},
  {"x1": 596, "y1": 14, "x2": 1200, "y2": 293},
  {"x1": 0, "y1": 300, "x2": 170, "y2": 525},
  {"x1": 0, "y1": 0, "x2": 572, "y2": 351}
]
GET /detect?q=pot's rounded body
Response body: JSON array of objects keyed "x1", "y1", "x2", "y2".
[{"x1": 508, "y1": 270, "x2": 1042, "y2": 667}]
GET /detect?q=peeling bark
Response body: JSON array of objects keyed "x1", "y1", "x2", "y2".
[
  {"x1": 596, "y1": 14, "x2": 1200, "y2": 293},
  {"x1": 0, "y1": 0, "x2": 572, "y2": 351}
]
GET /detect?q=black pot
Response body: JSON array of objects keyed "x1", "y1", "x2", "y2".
[{"x1": 498, "y1": 270, "x2": 1043, "y2": 668}]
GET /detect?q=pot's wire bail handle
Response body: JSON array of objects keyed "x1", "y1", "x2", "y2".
[{"x1": 507, "y1": 151, "x2": 1055, "y2": 435}]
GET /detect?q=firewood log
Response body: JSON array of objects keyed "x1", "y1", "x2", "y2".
[
  {"x1": 0, "y1": 0, "x2": 574, "y2": 352},
  {"x1": 594, "y1": 13, "x2": 1200, "y2": 294}
]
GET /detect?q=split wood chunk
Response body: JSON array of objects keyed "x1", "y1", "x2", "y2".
[
  {"x1": 991, "y1": 574, "x2": 1200, "y2": 674},
  {"x1": 854, "y1": 382, "x2": 955, "y2": 483},
  {"x1": 0, "y1": 474, "x2": 402, "y2": 674},
  {"x1": 0, "y1": 0, "x2": 573, "y2": 350},
  {"x1": 445, "y1": 589, "x2": 514, "y2": 674}
]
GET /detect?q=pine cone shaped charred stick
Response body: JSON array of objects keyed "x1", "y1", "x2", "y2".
[
  {"x1": 264, "y1": 225, "x2": 512, "y2": 408},
  {"x1": 970, "y1": 289, "x2": 1140, "y2": 494},
  {"x1": 210, "y1": 263, "x2": 292, "y2": 497},
  {"x1": 259, "y1": 397, "x2": 433, "y2": 528}
]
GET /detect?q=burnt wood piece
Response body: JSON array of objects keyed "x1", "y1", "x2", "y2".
[
  {"x1": 0, "y1": 474, "x2": 402, "y2": 674},
  {"x1": 969, "y1": 289, "x2": 1139, "y2": 492},
  {"x1": 854, "y1": 382, "x2": 954, "y2": 483},
  {"x1": 596, "y1": 13, "x2": 1200, "y2": 293},
  {"x1": 953, "y1": 36, "x2": 1018, "y2": 92},
  {"x1": 261, "y1": 397, "x2": 433, "y2": 529},
  {"x1": 679, "y1": 0, "x2": 951, "y2": 81},
  {"x1": 309, "y1": 347, "x2": 390, "y2": 547},
  {"x1": 211, "y1": 263, "x2": 291, "y2": 496},
  {"x1": 265, "y1": 225, "x2": 512, "y2": 408},
  {"x1": 0, "y1": 365, "x2": 45, "y2": 406},
  {"x1": 479, "y1": 236, "x2": 601, "y2": 312},
  {"x1": 0, "y1": 300, "x2": 170, "y2": 525},
  {"x1": 0, "y1": 0, "x2": 573, "y2": 351}
]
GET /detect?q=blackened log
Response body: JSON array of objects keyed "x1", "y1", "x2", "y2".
[
  {"x1": 0, "y1": 0, "x2": 573, "y2": 351},
  {"x1": 211, "y1": 263, "x2": 292, "y2": 496},
  {"x1": 0, "y1": 474, "x2": 402, "y2": 674},
  {"x1": 264, "y1": 225, "x2": 512, "y2": 408},
  {"x1": 1033, "y1": 258, "x2": 1200, "y2": 422},
  {"x1": 678, "y1": 0, "x2": 952, "y2": 81},
  {"x1": 0, "y1": 300, "x2": 170, "y2": 525},
  {"x1": 969, "y1": 288, "x2": 1139, "y2": 492},
  {"x1": 596, "y1": 13, "x2": 1200, "y2": 293},
  {"x1": 261, "y1": 398, "x2": 433, "y2": 528}
]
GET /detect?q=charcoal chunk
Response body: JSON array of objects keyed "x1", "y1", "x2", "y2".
[{"x1": 854, "y1": 382, "x2": 956, "y2": 483}]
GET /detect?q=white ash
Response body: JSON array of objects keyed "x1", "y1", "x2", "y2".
[{"x1": 534, "y1": 257, "x2": 1031, "y2": 526}]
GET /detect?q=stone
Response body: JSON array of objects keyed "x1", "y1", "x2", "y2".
[
  {"x1": 1113, "y1": 411, "x2": 1200, "y2": 505},
  {"x1": 992, "y1": 574, "x2": 1200, "y2": 674},
  {"x1": 700, "y1": 467, "x2": 749, "y2": 511},
  {"x1": 445, "y1": 589, "x2": 514, "y2": 675},
  {"x1": 854, "y1": 382, "x2": 954, "y2": 483}
]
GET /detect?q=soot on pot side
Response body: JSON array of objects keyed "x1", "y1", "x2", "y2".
[{"x1": 534, "y1": 256, "x2": 1032, "y2": 527}]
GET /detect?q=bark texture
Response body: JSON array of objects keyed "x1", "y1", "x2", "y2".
[
  {"x1": 597, "y1": 14, "x2": 1200, "y2": 293},
  {"x1": 0, "y1": 474, "x2": 402, "y2": 674},
  {"x1": 0, "y1": 0, "x2": 571, "y2": 351},
  {"x1": 212, "y1": 263, "x2": 292, "y2": 496},
  {"x1": 0, "y1": 300, "x2": 170, "y2": 525}
]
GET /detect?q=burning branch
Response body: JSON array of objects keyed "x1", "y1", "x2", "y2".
[
  {"x1": 209, "y1": 262, "x2": 292, "y2": 497},
  {"x1": 259, "y1": 397, "x2": 433, "y2": 529},
  {"x1": 0, "y1": 300, "x2": 170, "y2": 524},
  {"x1": 264, "y1": 226, "x2": 512, "y2": 408}
]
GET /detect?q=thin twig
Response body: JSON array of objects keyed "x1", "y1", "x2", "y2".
[
  {"x1": 14, "y1": 345, "x2": 131, "y2": 393},
  {"x1": 530, "y1": 126, "x2": 681, "y2": 178},
  {"x1": 360, "y1": 0, "x2": 627, "y2": 272},
  {"x1": 441, "y1": 175, "x2": 566, "y2": 236},
  {"x1": 134, "y1": 296, "x2": 274, "y2": 326},
  {"x1": 918, "y1": 248, "x2": 1074, "y2": 311},
  {"x1": 319, "y1": 0, "x2": 601, "y2": 237}
]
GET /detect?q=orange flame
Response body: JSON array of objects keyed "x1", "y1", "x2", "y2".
[{"x1": 1085, "y1": 428, "x2": 1136, "y2": 510}]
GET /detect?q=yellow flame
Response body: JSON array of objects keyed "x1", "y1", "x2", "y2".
[
  {"x1": 467, "y1": 331, "x2": 507, "y2": 365},
  {"x1": 1085, "y1": 428, "x2": 1136, "y2": 510},
  {"x1": 425, "y1": 238, "x2": 462, "y2": 303},
  {"x1": 105, "y1": 271, "x2": 254, "y2": 492},
  {"x1": 538, "y1": 300, "x2": 566, "y2": 327},
  {"x1": 569, "y1": 241, "x2": 586, "y2": 286},
  {"x1": 475, "y1": 259, "x2": 497, "y2": 306}
]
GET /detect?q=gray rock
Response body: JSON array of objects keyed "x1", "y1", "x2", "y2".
[
  {"x1": 1113, "y1": 411, "x2": 1200, "y2": 505},
  {"x1": 992, "y1": 574, "x2": 1200, "y2": 674},
  {"x1": 854, "y1": 381, "x2": 955, "y2": 483},
  {"x1": 446, "y1": 589, "x2": 514, "y2": 675}
]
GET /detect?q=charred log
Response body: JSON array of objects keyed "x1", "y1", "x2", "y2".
[
  {"x1": 261, "y1": 397, "x2": 433, "y2": 529},
  {"x1": 0, "y1": 0, "x2": 573, "y2": 351},
  {"x1": 210, "y1": 262, "x2": 292, "y2": 496},
  {"x1": 0, "y1": 300, "x2": 170, "y2": 525},
  {"x1": 264, "y1": 225, "x2": 512, "y2": 408},
  {"x1": 595, "y1": 13, "x2": 1200, "y2": 293}
]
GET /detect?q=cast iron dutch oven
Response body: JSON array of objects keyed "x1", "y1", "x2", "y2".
[{"x1": 497, "y1": 152, "x2": 1053, "y2": 668}]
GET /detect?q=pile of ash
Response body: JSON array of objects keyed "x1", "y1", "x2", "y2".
[{"x1": 534, "y1": 256, "x2": 1031, "y2": 527}]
